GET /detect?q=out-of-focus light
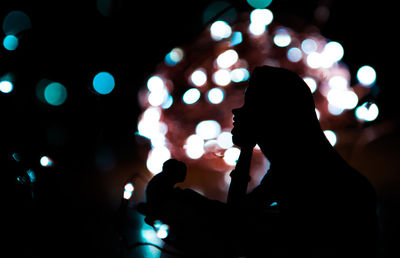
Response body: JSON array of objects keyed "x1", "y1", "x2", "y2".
[
  {"x1": 230, "y1": 31, "x2": 243, "y2": 46},
  {"x1": 207, "y1": 88, "x2": 225, "y2": 104},
  {"x1": 0, "y1": 80, "x2": 13, "y2": 93},
  {"x1": 355, "y1": 102, "x2": 379, "y2": 122},
  {"x1": 315, "y1": 109, "x2": 320, "y2": 120},
  {"x1": 287, "y1": 47, "x2": 302, "y2": 62},
  {"x1": 250, "y1": 9, "x2": 273, "y2": 26},
  {"x1": 2, "y1": 11, "x2": 32, "y2": 35},
  {"x1": 3, "y1": 35, "x2": 18, "y2": 51},
  {"x1": 217, "y1": 132, "x2": 233, "y2": 149},
  {"x1": 165, "y1": 47, "x2": 184, "y2": 66},
  {"x1": 357, "y1": 65, "x2": 376, "y2": 86},
  {"x1": 156, "y1": 224, "x2": 169, "y2": 239},
  {"x1": 44, "y1": 82, "x2": 67, "y2": 106},
  {"x1": 306, "y1": 52, "x2": 322, "y2": 69},
  {"x1": 247, "y1": 0, "x2": 273, "y2": 9},
  {"x1": 328, "y1": 76, "x2": 348, "y2": 90},
  {"x1": 303, "y1": 77, "x2": 317, "y2": 93},
  {"x1": 161, "y1": 94, "x2": 173, "y2": 109},
  {"x1": 123, "y1": 182, "x2": 134, "y2": 200},
  {"x1": 323, "y1": 41, "x2": 344, "y2": 63},
  {"x1": 93, "y1": 72, "x2": 115, "y2": 95},
  {"x1": 40, "y1": 156, "x2": 53, "y2": 167},
  {"x1": 273, "y1": 29, "x2": 291, "y2": 47},
  {"x1": 202, "y1": 1, "x2": 237, "y2": 25},
  {"x1": 323, "y1": 130, "x2": 337, "y2": 146},
  {"x1": 148, "y1": 88, "x2": 168, "y2": 107},
  {"x1": 210, "y1": 21, "x2": 232, "y2": 41},
  {"x1": 182, "y1": 88, "x2": 201, "y2": 104},
  {"x1": 26, "y1": 169, "x2": 36, "y2": 183},
  {"x1": 147, "y1": 76, "x2": 165, "y2": 92},
  {"x1": 216, "y1": 49, "x2": 239, "y2": 69},
  {"x1": 328, "y1": 103, "x2": 344, "y2": 116},
  {"x1": 190, "y1": 69, "x2": 207, "y2": 87},
  {"x1": 195, "y1": 120, "x2": 221, "y2": 140},
  {"x1": 146, "y1": 146, "x2": 171, "y2": 174},
  {"x1": 153, "y1": 220, "x2": 169, "y2": 239},
  {"x1": 327, "y1": 89, "x2": 358, "y2": 110},
  {"x1": 212, "y1": 69, "x2": 231, "y2": 86},
  {"x1": 301, "y1": 38, "x2": 318, "y2": 54},
  {"x1": 185, "y1": 134, "x2": 205, "y2": 159},
  {"x1": 230, "y1": 68, "x2": 249, "y2": 82},
  {"x1": 223, "y1": 147, "x2": 240, "y2": 165},
  {"x1": 249, "y1": 22, "x2": 266, "y2": 36}
]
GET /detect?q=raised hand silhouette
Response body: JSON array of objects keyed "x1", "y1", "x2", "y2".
[{"x1": 139, "y1": 66, "x2": 378, "y2": 257}]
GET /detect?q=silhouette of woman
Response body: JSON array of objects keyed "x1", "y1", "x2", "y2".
[{"x1": 139, "y1": 66, "x2": 378, "y2": 257}]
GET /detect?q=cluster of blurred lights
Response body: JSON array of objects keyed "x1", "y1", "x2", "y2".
[
  {"x1": 137, "y1": 2, "x2": 380, "y2": 179},
  {"x1": 123, "y1": 182, "x2": 134, "y2": 200}
]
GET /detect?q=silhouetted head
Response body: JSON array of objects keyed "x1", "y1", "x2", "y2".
[
  {"x1": 232, "y1": 66, "x2": 324, "y2": 160},
  {"x1": 162, "y1": 159, "x2": 187, "y2": 182}
]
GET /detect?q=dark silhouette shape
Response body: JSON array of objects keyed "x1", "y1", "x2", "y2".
[{"x1": 139, "y1": 66, "x2": 378, "y2": 257}]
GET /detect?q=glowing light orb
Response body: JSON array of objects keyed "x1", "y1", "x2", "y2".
[
  {"x1": 165, "y1": 47, "x2": 184, "y2": 66},
  {"x1": 323, "y1": 41, "x2": 344, "y2": 62},
  {"x1": 44, "y1": 82, "x2": 67, "y2": 106},
  {"x1": 207, "y1": 88, "x2": 225, "y2": 104},
  {"x1": 123, "y1": 182, "x2": 134, "y2": 199},
  {"x1": 93, "y1": 72, "x2": 115, "y2": 95},
  {"x1": 303, "y1": 77, "x2": 317, "y2": 93},
  {"x1": 287, "y1": 47, "x2": 302, "y2": 62},
  {"x1": 212, "y1": 69, "x2": 231, "y2": 86},
  {"x1": 230, "y1": 68, "x2": 249, "y2": 82},
  {"x1": 323, "y1": 130, "x2": 337, "y2": 146},
  {"x1": 301, "y1": 38, "x2": 318, "y2": 54},
  {"x1": 195, "y1": 120, "x2": 221, "y2": 140},
  {"x1": 355, "y1": 102, "x2": 379, "y2": 122},
  {"x1": 185, "y1": 134, "x2": 205, "y2": 159},
  {"x1": 3, "y1": 35, "x2": 18, "y2": 51},
  {"x1": 250, "y1": 9, "x2": 273, "y2": 26},
  {"x1": 247, "y1": 0, "x2": 273, "y2": 9},
  {"x1": 223, "y1": 147, "x2": 241, "y2": 165},
  {"x1": 210, "y1": 21, "x2": 232, "y2": 41},
  {"x1": 216, "y1": 49, "x2": 239, "y2": 69},
  {"x1": 190, "y1": 69, "x2": 207, "y2": 87},
  {"x1": 0, "y1": 80, "x2": 13, "y2": 93},
  {"x1": 357, "y1": 65, "x2": 376, "y2": 86},
  {"x1": 146, "y1": 146, "x2": 171, "y2": 174},
  {"x1": 2, "y1": 10, "x2": 32, "y2": 35},
  {"x1": 217, "y1": 132, "x2": 233, "y2": 149},
  {"x1": 40, "y1": 156, "x2": 53, "y2": 167},
  {"x1": 183, "y1": 88, "x2": 201, "y2": 104},
  {"x1": 273, "y1": 29, "x2": 291, "y2": 47}
]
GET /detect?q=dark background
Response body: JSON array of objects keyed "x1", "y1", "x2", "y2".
[{"x1": 2, "y1": 0, "x2": 399, "y2": 257}]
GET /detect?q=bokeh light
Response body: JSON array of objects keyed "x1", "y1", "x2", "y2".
[
  {"x1": 44, "y1": 82, "x2": 67, "y2": 106},
  {"x1": 323, "y1": 130, "x2": 337, "y2": 146},
  {"x1": 183, "y1": 88, "x2": 201, "y2": 104},
  {"x1": 207, "y1": 88, "x2": 225, "y2": 104},
  {"x1": 0, "y1": 80, "x2": 13, "y2": 93},
  {"x1": 136, "y1": 6, "x2": 379, "y2": 191},
  {"x1": 210, "y1": 20, "x2": 232, "y2": 41},
  {"x1": 93, "y1": 72, "x2": 115, "y2": 95},
  {"x1": 3, "y1": 35, "x2": 18, "y2": 51},
  {"x1": 357, "y1": 65, "x2": 376, "y2": 86},
  {"x1": 355, "y1": 102, "x2": 379, "y2": 122},
  {"x1": 247, "y1": 0, "x2": 273, "y2": 9},
  {"x1": 2, "y1": 10, "x2": 32, "y2": 35},
  {"x1": 40, "y1": 156, "x2": 54, "y2": 167}
]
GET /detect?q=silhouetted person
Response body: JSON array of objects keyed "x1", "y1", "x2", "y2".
[
  {"x1": 142, "y1": 159, "x2": 186, "y2": 225},
  {"x1": 139, "y1": 66, "x2": 378, "y2": 257}
]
